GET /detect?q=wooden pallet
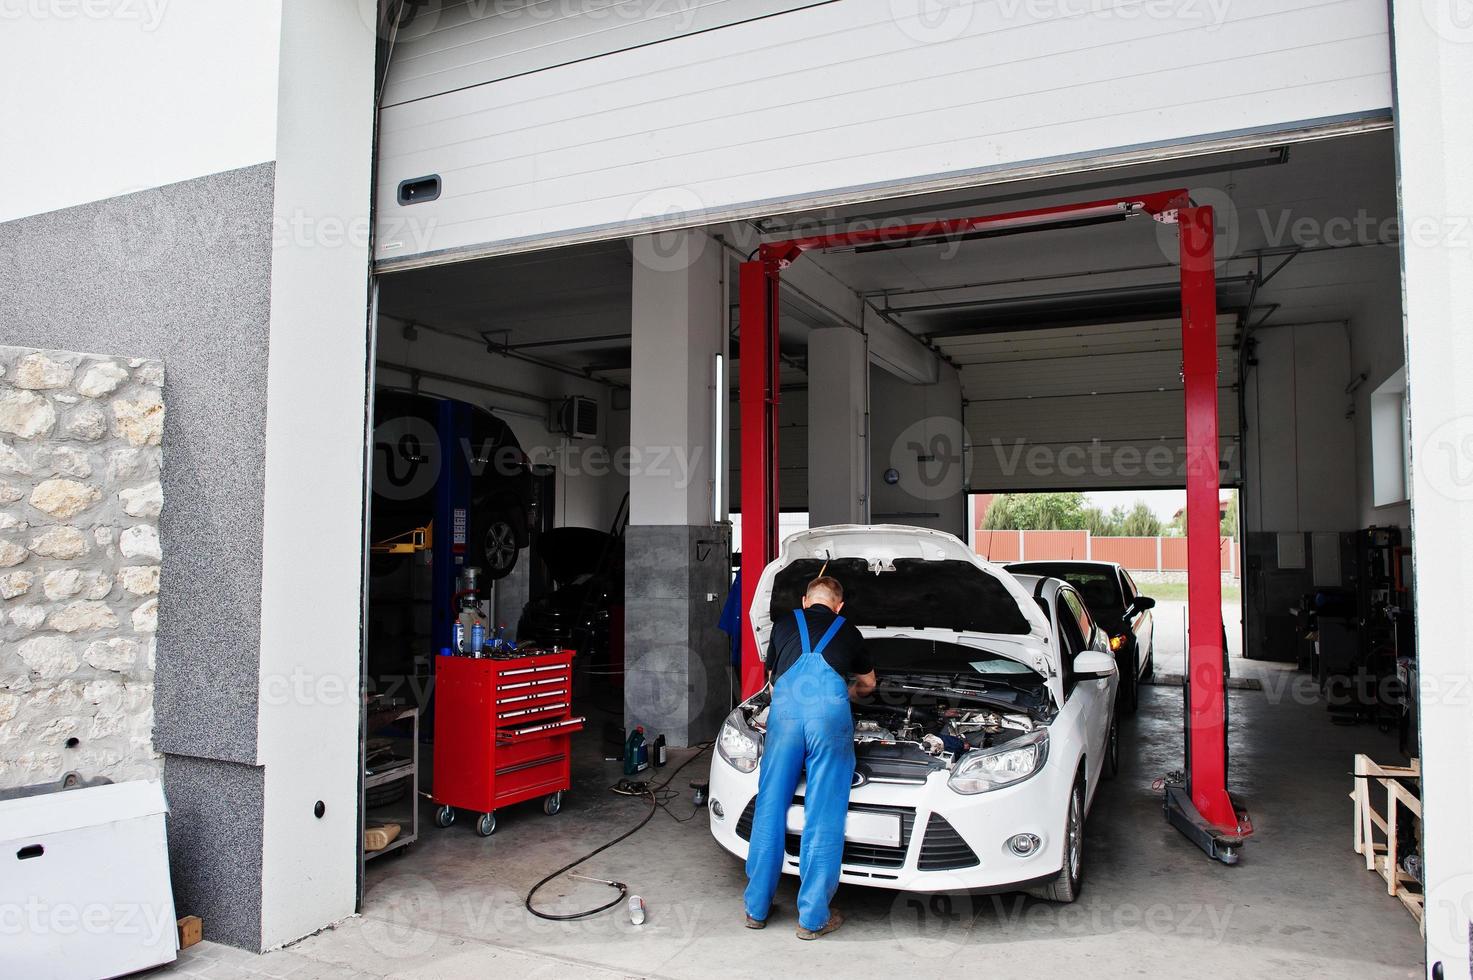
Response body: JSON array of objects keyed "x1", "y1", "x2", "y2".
[{"x1": 1350, "y1": 754, "x2": 1424, "y2": 930}]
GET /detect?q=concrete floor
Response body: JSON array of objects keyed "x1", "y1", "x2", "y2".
[{"x1": 153, "y1": 601, "x2": 1425, "y2": 979}]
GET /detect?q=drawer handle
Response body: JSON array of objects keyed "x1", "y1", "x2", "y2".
[{"x1": 17, "y1": 844, "x2": 43, "y2": 860}]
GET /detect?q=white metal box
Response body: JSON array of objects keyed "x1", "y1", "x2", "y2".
[{"x1": 1, "y1": 779, "x2": 178, "y2": 979}]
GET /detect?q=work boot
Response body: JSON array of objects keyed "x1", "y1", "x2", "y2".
[
  {"x1": 745, "y1": 904, "x2": 777, "y2": 929},
  {"x1": 796, "y1": 910, "x2": 843, "y2": 940}
]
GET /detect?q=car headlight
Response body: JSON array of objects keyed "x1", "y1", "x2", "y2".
[
  {"x1": 948, "y1": 730, "x2": 1048, "y2": 794},
  {"x1": 717, "y1": 709, "x2": 764, "y2": 773}
]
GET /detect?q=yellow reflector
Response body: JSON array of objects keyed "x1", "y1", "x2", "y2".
[{"x1": 1110, "y1": 633, "x2": 1126, "y2": 651}]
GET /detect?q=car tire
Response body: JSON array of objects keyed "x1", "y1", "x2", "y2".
[
  {"x1": 477, "y1": 514, "x2": 520, "y2": 580},
  {"x1": 1104, "y1": 716, "x2": 1120, "y2": 779},
  {"x1": 1142, "y1": 644, "x2": 1155, "y2": 681},
  {"x1": 1122, "y1": 652, "x2": 1139, "y2": 715},
  {"x1": 1027, "y1": 778, "x2": 1084, "y2": 903}
]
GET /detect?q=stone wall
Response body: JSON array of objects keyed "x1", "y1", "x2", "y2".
[{"x1": 0, "y1": 345, "x2": 164, "y2": 788}]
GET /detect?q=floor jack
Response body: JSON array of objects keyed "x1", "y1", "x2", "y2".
[{"x1": 737, "y1": 190, "x2": 1253, "y2": 863}]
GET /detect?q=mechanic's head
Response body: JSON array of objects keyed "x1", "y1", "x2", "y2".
[{"x1": 803, "y1": 576, "x2": 844, "y2": 613}]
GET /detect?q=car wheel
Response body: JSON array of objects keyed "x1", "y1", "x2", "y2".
[
  {"x1": 1122, "y1": 653, "x2": 1139, "y2": 715},
  {"x1": 1104, "y1": 716, "x2": 1120, "y2": 779},
  {"x1": 1027, "y1": 779, "x2": 1084, "y2": 903},
  {"x1": 1142, "y1": 643, "x2": 1155, "y2": 681},
  {"x1": 479, "y1": 517, "x2": 519, "y2": 580}
]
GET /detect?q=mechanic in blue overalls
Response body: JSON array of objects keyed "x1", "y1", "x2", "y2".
[{"x1": 744, "y1": 575, "x2": 877, "y2": 940}]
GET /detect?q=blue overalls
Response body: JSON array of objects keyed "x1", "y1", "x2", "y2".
[{"x1": 743, "y1": 610, "x2": 856, "y2": 932}]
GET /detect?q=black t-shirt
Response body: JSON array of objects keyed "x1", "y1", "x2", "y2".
[{"x1": 767, "y1": 606, "x2": 873, "y2": 684}]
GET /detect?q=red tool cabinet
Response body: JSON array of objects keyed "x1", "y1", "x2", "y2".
[{"x1": 431, "y1": 650, "x2": 584, "y2": 837}]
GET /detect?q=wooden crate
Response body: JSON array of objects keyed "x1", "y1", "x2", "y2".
[{"x1": 1350, "y1": 754, "x2": 1424, "y2": 930}]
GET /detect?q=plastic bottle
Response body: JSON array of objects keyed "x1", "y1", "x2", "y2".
[
  {"x1": 627, "y1": 895, "x2": 647, "y2": 925},
  {"x1": 652, "y1": 734, "x2": 667, "y2": 768},
  {"x1": 623, "y1": 727, "x2": 647, "y2": 776}
]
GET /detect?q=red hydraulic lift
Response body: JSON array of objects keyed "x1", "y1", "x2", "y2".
[{"x1": 738, "y1": 189, "x2": 1250, "y2": 862}]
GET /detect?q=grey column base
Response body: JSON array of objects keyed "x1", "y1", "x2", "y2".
[
  {"x1": 162, "y1": 754, "x2": 266, "y2": 951},
  {"x1": 623, "y1": 524, "x2": 733, "y2": 747}
]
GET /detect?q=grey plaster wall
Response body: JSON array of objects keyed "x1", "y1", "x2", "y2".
[
  {"x1": 0, "y1": 164, "x2": 273, "y2": 762},
  {"x1": 624, "y1": 524, "x2": 732, "y2": 746},
  {"x1": 0, "y1": 164, "x2": 275, "y2": 948}
]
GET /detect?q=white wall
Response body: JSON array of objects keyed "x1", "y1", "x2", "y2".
[
  {"x1": 253, "y1": 0, "x2": 375, "y2": 951},
  {"x1": 869, "y1": 363, "x2": 967, "y2": 538},
  {"x1": 1391, "y1": 6, "x2": 1473, "y2": 975},
  {"x1": 1241, "y1": 322, "x2": 1358, "y2": 535},
  {"x1": 0, "y1": 2, "x2": 283, "y2": 222}
]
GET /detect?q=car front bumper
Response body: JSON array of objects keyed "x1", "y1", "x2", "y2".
[{"x1": 707, "y1": 747, "x2": 1074, "y2": 893}]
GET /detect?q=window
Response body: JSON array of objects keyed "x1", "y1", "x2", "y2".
[
  {"x1": 1371, "y1": 366, "x2": 1408, "y2": 507},
  {"x1": 1060, "y1": 589, "x2": 1096, "y2": 645}
]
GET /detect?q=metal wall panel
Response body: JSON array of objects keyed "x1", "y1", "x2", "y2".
[{"x1": 375, "y1": 0, "x2": 1391, "y2": 267}]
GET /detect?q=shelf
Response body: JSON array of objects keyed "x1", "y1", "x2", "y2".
[{"x1": 364, "y1": 765, "x2": 415, "y2": 790}]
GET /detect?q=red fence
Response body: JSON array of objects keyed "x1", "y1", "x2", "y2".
[{"x1": 974, "y1": 530, "x2": 1238, "y2": 576}]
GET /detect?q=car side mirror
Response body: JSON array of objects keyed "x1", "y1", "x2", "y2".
[
  {"x1": 1132, "y1": 596, "x2": 1156, "y2": 612},
  {"x1": 1073, "y1": 651, "x2": 1118, "y2": 679}
]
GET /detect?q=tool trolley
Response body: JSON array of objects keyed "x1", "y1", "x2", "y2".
[{"x1": 431, "y1": 649, "x2": 585, "y2": 837}]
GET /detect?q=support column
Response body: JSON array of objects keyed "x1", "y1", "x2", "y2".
[
  {"x1": 806, "y1": 327, "x2": 868, "y2": 528},
  {"x1": 625, "y1": 229, "x2": 731, "y2": 746},
  {"x1": 868, "y1": 361, "x2": 967, "y2": 537},
  {"x1": 1390, "y1": 8, "x2": 1473, "y2": 977}
]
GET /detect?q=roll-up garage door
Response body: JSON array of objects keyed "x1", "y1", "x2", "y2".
[
  {"x1": 949, "y1": 318, "x2": 1242, "y2": 491},
  {"x1": 375, "y1": 0, "x2": 1391, "y2": 270}
]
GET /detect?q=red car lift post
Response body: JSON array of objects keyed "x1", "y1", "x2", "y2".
[{"x1": 738, "y1": 190, "x2": 1249, "y2": 863}]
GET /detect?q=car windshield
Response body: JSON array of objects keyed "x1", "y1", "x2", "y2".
[{"x1": 1017, "y1": 565, "x2": 1123, "y2": 612}]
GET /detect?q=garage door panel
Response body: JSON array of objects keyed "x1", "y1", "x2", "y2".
[
  {"x1": 968, "y1": 436, "x2": 1242, "y2": 491},
  {"x1": 376, "y1": 0, "x2": 1390, "y2": 266},
  {"x1": 966, "y1": 391, "x2": 1238, "y2": 442},
  {"x1": 382, "y1": 0, "x2": 833, "y2": 107},
  {"x1": 959, "y1": 350, "x2": 1240, "y2": 400}
]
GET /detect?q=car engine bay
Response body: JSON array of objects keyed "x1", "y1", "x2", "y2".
[{"x1": 740, "y1": 683, "x2": 1040, "y2": 769}]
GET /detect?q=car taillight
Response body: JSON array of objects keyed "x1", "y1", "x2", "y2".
[{"x1": 1109, "y1": 633, "x2": 1126, "y2": 652}]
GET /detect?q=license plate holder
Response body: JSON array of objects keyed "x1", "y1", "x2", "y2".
[{"x1": 785, "y1": 805, "x2": 902, "y2": 847}]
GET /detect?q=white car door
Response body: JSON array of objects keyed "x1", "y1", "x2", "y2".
[{"x1": 1058, "y1": 589, "x2": 1112, "y2": 795}]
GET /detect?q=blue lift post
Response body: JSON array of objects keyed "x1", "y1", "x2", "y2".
[{"x1": 431, "y1": 398, "x2": 473, "y2": 654}]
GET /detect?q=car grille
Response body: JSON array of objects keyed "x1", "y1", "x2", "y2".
[
  {"x1": 784, "y1": 801, "x2": 917, "y2": 868},
  {"x1": 736, "y1": 798, "x2": 757, "y2": 841},
  {"x1": 856, "y1": 754, "x2": 941, "y2": 784},
  {"x1": 917, "y1": 813, "x2": 979, "y2": 870}
]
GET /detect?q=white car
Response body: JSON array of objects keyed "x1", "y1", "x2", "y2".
[{"x1": 708, "y1": 525, "x2": 1120, "y2": 901}]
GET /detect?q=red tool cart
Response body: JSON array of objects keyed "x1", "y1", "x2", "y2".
[{"x1": 431, "y1": 649, "x2": 584, "y2": 837}]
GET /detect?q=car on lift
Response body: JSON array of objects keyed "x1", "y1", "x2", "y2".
[
  {"x1": 708, "y1": 525, "x2": 1118, "y2": 902},
  {"x1": 1005, "y1": 560, "x2": 1155, "y2": 714},
  {"x1": 370, "y1": 389, "x2": 535, "y2": 579}
]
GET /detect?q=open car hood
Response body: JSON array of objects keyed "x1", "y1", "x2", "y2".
[{"x1": 749, "y1": 525, "x2": 1054, "y2": 673}]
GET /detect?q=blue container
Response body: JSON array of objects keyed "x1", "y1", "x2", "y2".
[
  {"x1": 452, "y1": 622, "x2": 465, "y2": 654},
  {"x1": 470, "y1": 622, "x2": 486, "y2": 656}
]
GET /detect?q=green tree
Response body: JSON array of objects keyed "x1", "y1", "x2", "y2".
[
  {"x1": 982, "y1": 492, "x2": 1089, "y2": 530},
  {"x1": 1220, "y1": 492, "x2": 1238, "y2": 539},
  {"x1": 1119, "y1": 502, "x2": 1163, "y2": 537}
]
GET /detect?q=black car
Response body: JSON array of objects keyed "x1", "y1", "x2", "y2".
[
  {"x1": 518, "y1": 526, "x2": 623, "y2": 692},
  {"x1": 1005, "y1": 560, "x2": 1155, "y2": 713},
  {"x1": 370, "y1": 389, "x2": 534, "y2": 579}
]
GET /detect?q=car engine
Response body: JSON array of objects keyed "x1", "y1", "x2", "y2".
[{"x1": 850, "y1": 702, "x2": 1035, "y2": 759}]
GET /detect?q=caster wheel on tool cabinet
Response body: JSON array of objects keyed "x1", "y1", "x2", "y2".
[
  {"x1": 433, "y1": 805, "x2": 455, "y2": 829},
  {"x1": 543, "y1": 792, "x2": 563, "y2": 816},
  {"x1": 476, "y1": 812, "x2": 496, "y2": 837}
]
